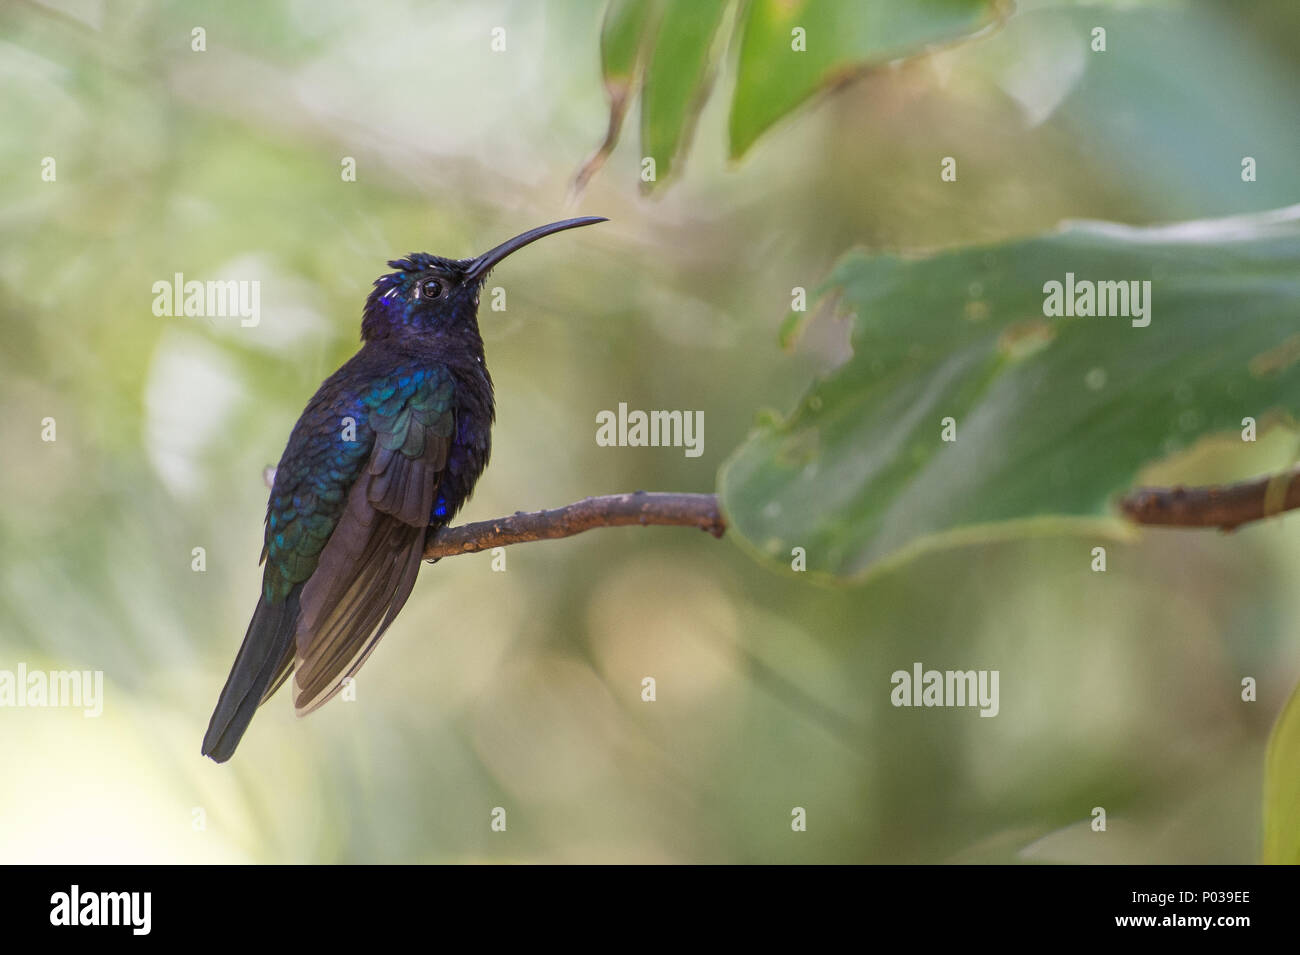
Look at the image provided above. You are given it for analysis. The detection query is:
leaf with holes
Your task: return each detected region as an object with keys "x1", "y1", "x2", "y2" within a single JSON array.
[{"x1": 720, "y1": 206, "x2": 1300, "y2": 578}]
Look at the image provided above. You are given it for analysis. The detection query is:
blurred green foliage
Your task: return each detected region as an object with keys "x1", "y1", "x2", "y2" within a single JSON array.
[
  {"x1": 1, "y1": 0, "x2": 1299, "y2": 863},
  {"x1": 1264, "y1": 682, "x2": 1300, "y2": 863}
]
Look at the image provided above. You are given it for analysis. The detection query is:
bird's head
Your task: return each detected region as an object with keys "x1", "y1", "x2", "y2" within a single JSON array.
[{"x1": 361, "y1": 216, "x2": 606, "y2": 343}]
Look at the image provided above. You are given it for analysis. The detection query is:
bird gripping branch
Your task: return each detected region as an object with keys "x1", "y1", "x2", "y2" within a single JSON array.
[{"x1": 202, "y1": 216, "x2": 607, "y2": 762}]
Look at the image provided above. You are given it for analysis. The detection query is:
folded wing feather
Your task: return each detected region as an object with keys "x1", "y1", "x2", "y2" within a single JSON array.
[{"x1": 291, "y1": 386, "x2": 452, "y2": 715}]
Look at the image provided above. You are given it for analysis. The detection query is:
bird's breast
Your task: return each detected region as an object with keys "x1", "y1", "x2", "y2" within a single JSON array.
[{"x1": 433, "y1": 363, "x2": 494, "y2": 525}]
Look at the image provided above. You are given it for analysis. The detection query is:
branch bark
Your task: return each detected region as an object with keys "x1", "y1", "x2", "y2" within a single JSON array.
[
  {"x1": 423, "y1": 491, "x2": 725, "y2": 559},
  {"x1": 1119, "y1": 467, "x2": 1300, "y2": 532}
]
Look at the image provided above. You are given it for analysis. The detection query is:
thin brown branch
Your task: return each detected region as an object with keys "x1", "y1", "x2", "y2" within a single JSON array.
[
  {"x1": 1119, "y1": 467, "x2": 1300, "y2": 532},
  {"x1": 423, "y1": 492, "x2": 725, "y2": 559}
]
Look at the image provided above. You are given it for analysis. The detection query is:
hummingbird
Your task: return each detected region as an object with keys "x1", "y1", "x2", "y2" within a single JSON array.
[{"x1": 202, "y1": 216, "x2": 607, "y2": 762}]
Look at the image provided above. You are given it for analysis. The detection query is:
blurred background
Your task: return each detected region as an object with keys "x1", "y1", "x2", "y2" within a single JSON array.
[{"x1": 3, "y1": 0, "x2": 1300, "y2": 863}]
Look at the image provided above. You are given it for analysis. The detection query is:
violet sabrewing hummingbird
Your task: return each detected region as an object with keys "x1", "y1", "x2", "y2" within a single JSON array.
[{"x1": 202, "y1": 216, "x2": 607, "y2": 762}]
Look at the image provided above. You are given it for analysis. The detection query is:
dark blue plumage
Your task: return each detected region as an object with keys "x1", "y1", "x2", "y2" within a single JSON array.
[{"x1": 202, "y1": 217, "x2": 606, "y2": 762}]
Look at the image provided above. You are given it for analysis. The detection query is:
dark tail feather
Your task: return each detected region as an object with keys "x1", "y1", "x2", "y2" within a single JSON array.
[{"x1": 201, "y1": 587, "x2": 301, "y2": 763}]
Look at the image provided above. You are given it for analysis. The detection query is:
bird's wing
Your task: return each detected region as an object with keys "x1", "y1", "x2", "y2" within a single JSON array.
[
  {"x1": 249, "y1": 362, "x2": 380, "y2": 711},
  {"x1": 291, "y1": 367, "x2": 456, "y2": 715}
]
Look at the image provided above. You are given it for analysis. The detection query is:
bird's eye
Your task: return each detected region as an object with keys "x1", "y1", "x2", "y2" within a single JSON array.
[{"x1": 418, "y1": 278, "x2": 444, "y2": 300}]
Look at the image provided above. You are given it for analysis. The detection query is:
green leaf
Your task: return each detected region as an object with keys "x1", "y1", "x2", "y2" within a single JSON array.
[
  {"x1": 578, "y1": 0, "x2": 1004, "y2": 192},
  {"x1": 720, "y1": 205, "x2": 1300, "y2": 578},
  {"x1": 639, "y1": 0, "x2": 732, "y2": 190},
  {"x1": 602, "y1": 0, "x2": 655, "y2": 93},
  {"x1": 729, "y1": 0, "x2": 999, "y2": 159},
  {"x1": 1264, "y1": 678, "x2": 1300, "y2": 864},
  {"x1": 572, "y1": 0, "x2": 658, "y2": 193}
]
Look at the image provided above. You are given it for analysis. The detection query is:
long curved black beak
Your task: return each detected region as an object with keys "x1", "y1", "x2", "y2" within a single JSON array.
[{"x1": 464, "y1": 216, "x2": 607, "y2": 282}]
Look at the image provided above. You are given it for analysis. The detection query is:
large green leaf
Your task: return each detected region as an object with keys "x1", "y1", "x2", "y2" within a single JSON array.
[
  {"x1": 640, "y1": 0, "x2": 732, "y2": 188},
  {"x1": 578, "y1": 0, "x2": 1002, "y2": 191},
  {"x1": 720, "y1": 205, "x2": 1300, "y2": 578},
  {"x1": 729, "y1": 0, "x2": 998, "y2": 158},
  {"x1": 602, "y1": 0, "x2": 654, "y2": 92},
  {"x1": 1264, "y1": 678, "x2": 1300, "y2": 864}
]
